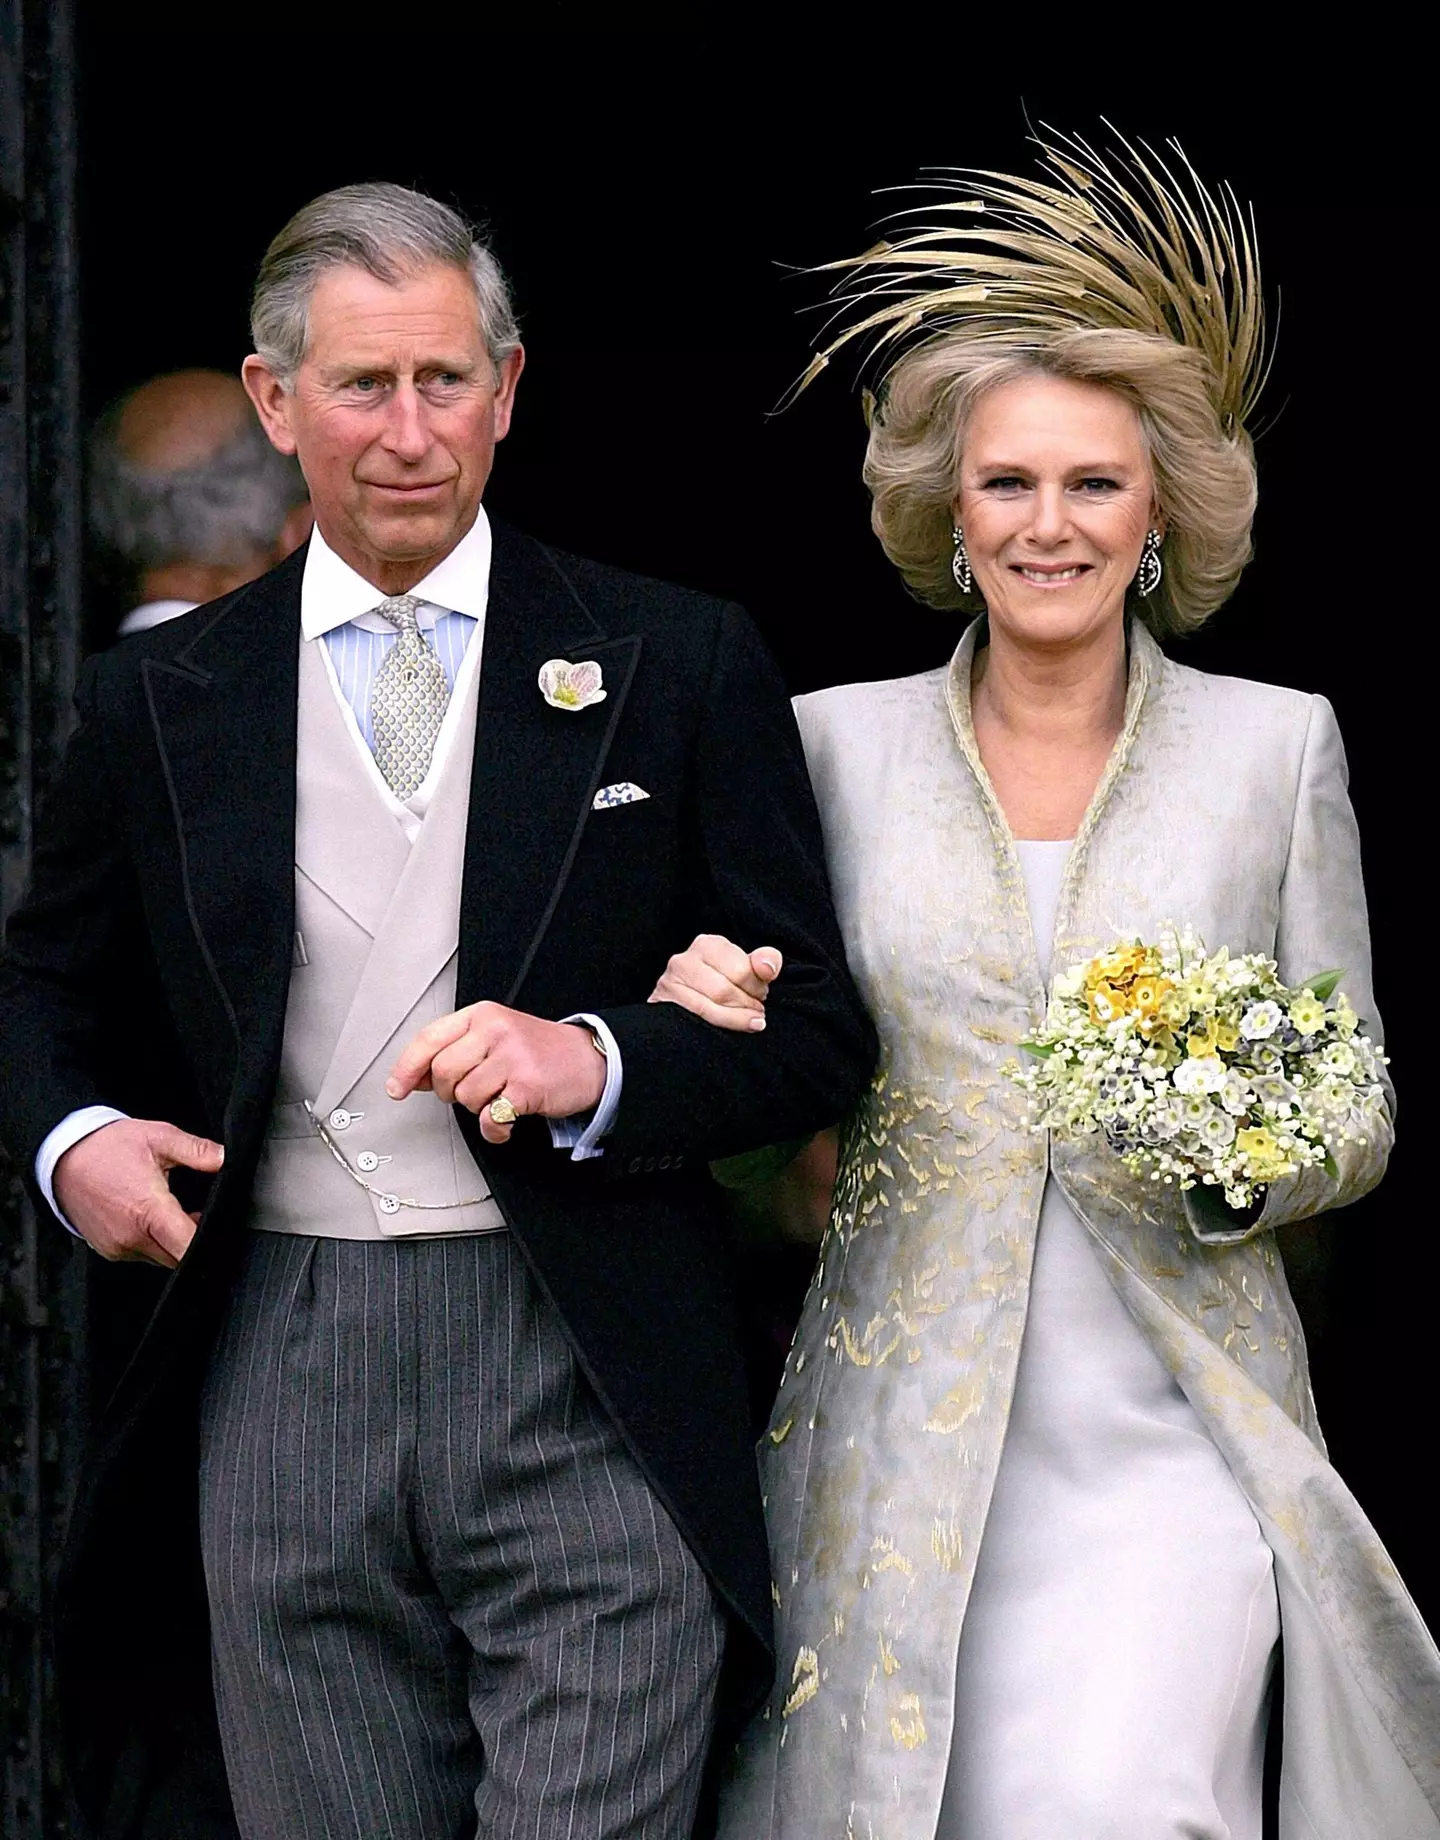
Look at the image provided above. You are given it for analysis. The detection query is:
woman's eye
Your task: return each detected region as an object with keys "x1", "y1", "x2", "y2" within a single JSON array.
[
  {"x1": 981, "y1": 475, "x2": 1027, "y2": 492},
  {"x1": 1076, "y1": 476, "x2": 1121, "y2": 493}
]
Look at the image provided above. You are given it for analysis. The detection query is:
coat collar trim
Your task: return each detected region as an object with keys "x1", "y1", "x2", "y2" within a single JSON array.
[{"x1": 942, "y1": 615, "x2": 1160, "y2": 987}]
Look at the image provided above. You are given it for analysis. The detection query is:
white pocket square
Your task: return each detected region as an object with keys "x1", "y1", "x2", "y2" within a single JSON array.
[{"x1": 592, "y1": 782, "x2": 650, "y2": 810}]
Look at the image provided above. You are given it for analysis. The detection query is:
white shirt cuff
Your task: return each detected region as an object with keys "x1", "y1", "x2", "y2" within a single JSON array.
[
  {"x1": 546, "y1": 1014, "x2": 622, "y2": 1161},
  {"x1": 36, "y1": 1105, "x2": 131, "y2": 1235}
]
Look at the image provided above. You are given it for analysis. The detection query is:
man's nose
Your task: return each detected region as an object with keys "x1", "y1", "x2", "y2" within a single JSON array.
[{"x1": 379, "y1": 382, "x2": 431, "y2": 463}]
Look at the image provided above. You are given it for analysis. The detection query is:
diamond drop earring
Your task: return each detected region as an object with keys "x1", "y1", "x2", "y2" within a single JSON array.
[
  {"x1": 1138, "y1": 528, "x2": 1163, "y2": 597},
  {"x1": 951, "y1": 525, "x2": 973, "y2": 596}
]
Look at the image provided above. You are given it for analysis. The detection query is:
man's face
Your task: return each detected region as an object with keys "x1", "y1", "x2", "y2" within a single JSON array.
[{"x1": 244, "y1": 262, "x2": 522, "y2": 593}]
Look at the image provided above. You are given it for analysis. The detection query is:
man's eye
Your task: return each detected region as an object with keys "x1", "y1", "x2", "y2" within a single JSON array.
[{"x1": 351, "y1": 377, "x2": 381, "y2": 394}]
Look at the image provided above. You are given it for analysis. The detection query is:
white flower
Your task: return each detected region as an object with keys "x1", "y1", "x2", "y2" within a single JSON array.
[
  {"x1": 1319, "y1": 1040, "x2": 1357, "y2": 1077},
  {"x1": 1141, "y1": 1097, "x2": 1184, "y2": 1143},
  {"x1": 538, "y1": 658, "x2": 607, "y2": 711},
  {"x1": 1173, "y1": 1055, "x2": 1226, "y2": 1096},
  {"x1": 1241, "y1": 1000, "x2": 1283, "y2": 1040},
  {"x1": 1218, "y1": 1071, "x2": 1251, "y2": 1116},
  {"x1": 1199, "y1": 1107, "x2": 1237, "y2": 1148},
  {"x1": 1314, "y1": 1076, "x2": 1353, "y2": 1115},
  {"x1": 1251, "y1": 1074, "x2": 1299, "y2": 1114}
]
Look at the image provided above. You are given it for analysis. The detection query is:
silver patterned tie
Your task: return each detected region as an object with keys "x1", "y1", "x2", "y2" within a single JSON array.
[{"x1": 369, "y1": 595, "x2": 451, "y2": 799}]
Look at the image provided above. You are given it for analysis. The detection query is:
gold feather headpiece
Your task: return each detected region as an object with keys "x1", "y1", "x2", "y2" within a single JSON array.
[{"x1": 793, "y1": 124, "x2": 1269, "y2": 435}]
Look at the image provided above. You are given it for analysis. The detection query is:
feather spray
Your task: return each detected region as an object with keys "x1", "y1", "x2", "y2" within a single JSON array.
[{"x1": 792, "y1": 124, "x2": 1269, "y2": 435}]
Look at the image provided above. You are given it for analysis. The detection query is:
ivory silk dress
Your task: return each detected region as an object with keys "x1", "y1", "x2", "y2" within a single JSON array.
[
  {"x1": 939, "y1": 839, "x2": 1279, "y2": 1837},
  {"x1": 717, "y1": 620, "x2": 1440, "y2": 1840}
]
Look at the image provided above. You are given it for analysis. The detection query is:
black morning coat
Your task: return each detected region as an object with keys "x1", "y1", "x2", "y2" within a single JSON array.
[{"x1": 0, "y1": 522, "x2": 878, "y2": 1839}]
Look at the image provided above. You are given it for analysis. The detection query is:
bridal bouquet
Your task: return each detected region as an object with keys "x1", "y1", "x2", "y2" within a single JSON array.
[{"x1": 1008, "y1": 929, "x2": 1388, "y2": 1209}]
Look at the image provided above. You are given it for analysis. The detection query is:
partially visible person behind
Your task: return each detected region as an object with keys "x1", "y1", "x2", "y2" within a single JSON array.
[{"x1": 88, "y1": 367, "x2": 312, "y2": 639}]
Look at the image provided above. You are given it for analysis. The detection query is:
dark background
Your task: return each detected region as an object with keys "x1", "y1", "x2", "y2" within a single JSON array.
[{"x1": 74, "y1": 25, "x2": 1431, "y2": 1620}]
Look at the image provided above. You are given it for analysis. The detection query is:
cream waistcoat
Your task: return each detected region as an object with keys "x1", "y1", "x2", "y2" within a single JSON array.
[{"x1": 250, "y1": 627, "x2": 504, "y2": 1239}]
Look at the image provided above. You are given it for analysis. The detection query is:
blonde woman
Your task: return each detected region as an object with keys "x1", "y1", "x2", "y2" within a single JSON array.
[{"x1": 653, "y1": 139, "x2": 1440, "y2": 1838}]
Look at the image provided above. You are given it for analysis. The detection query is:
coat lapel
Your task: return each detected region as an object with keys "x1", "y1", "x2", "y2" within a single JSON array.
[
  {"x1": 140, "y1": 551, "x2": 302, "y2": 1102},
  {"x1": 457, "y1": 523, "x2": 641, "y2": 1008}
]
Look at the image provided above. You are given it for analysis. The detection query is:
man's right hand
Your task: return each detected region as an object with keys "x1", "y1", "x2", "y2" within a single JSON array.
[{"x1": 54, "y1": 1119, "x2": 225, "y2": 1268}]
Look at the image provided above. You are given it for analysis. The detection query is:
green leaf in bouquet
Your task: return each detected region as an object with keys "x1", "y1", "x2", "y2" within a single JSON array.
[
  {"x1": 1298, "y1": 969, "x2": 1344, "y2": 1002},
  {"x1": 1323, "y1": 1149, "x2": 1340, "y2": 1182},
  {"x1": 1020, "y1": 1040, "x2": 1055, "y2": 1059},
  {"x1": 709, "y1": 1138, "x2": 814, "y2": 1191}
]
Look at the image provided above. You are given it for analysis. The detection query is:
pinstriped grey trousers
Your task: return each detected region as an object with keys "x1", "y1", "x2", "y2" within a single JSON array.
[{"x1": 198, "y1": 1230, "x2": 725, "y2": 1840}]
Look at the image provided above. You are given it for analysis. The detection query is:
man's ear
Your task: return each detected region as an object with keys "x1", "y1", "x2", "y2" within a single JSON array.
[
  {"x1": 242, "y1": 354, "x2": 298, "y2": 456},
  {"x1": 490, "y1": 347, "x2": 525, "y2": 444}
]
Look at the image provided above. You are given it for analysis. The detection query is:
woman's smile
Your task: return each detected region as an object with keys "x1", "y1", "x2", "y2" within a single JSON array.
[{"x1": 1012, "y1": 562, "x2": 1092, "y2": 586}]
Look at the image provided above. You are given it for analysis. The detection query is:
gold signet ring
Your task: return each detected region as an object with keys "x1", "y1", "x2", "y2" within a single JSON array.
[{"x1": 488, "y1": 1095, "x2": 519, "y2": 1127}]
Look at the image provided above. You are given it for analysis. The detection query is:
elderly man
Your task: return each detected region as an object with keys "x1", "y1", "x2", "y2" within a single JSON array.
[
  {"x1": 89, "y1": 368, "x2": 312, "y2": 638},
  {"x1": 0, "y1": 185, "x2": 875, "y2": 1839}
]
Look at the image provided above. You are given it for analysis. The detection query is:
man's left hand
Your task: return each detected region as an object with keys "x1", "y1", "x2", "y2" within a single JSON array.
[{"x1": 386, "y1": 1003, "x2": 606, "y2": 1143}]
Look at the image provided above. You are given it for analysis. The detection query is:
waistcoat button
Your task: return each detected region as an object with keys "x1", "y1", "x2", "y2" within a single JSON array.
[
  {"x1": 329, "y1": 1108, "x2": 352, "y2": 1131},
  {"x1": 356, "y1": 1151, "x2": 381, "y2": 1173},
  {"x1": 377, "y1": 1193, "x2": 401, "y2": 1215}
]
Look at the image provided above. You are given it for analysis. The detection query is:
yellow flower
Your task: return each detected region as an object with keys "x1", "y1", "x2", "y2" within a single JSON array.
[
  {"x1": 1186, "y1": 1011, "x2": 1241, "y2": 1057},
  {"x1": 1236, "y1": 1126, "x2": 1294, "y2": 1182},
  {"x1": 1087, "y1": 981, "x2": 1126, "y2": 1025},
  {"x1": 1131, "y1": 975, "x2": 1173, "y2": 1035},
  {"x1": 1088, "y1": 944, "x2": 1152, "y2": 993},
  {"x1": 1289, "y1": 991, "x2": 1326, "y2": 1034}
]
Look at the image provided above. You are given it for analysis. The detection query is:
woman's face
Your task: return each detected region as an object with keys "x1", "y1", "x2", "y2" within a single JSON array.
[{"x1": 954, "y1": 374, "x2": 1157, "y2": 655}]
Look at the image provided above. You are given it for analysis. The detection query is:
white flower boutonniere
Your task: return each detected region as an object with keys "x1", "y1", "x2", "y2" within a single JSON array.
[{"x1": 538, "y1": 659, "x2": 607, "y2": 711}]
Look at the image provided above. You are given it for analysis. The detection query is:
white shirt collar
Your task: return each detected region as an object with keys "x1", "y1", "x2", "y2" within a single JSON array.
[
  {"x1": 118, "y1": 598, "x2": 198, "y2": 637},
  {"x1": 300, "y1": 504, "x2": 492, "y2": 640}
]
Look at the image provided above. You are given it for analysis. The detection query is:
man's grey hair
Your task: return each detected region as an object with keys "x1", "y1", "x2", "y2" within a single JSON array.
[
  {"x1": 250, "y1": 182, "x2": 521, "y2": 387},
  {"x1": 89, "y1": 410, "x2": 307, "y2": 574}
]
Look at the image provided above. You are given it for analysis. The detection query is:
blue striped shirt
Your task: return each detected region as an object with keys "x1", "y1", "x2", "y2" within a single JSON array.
[{"x1": 323, "y1": 609, "x2": 478, "y2": 752}]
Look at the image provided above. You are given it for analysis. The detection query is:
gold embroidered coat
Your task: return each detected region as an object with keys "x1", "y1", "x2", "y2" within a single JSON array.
[{"x1": 719, "y1": 621, "x2": 1440, "y2": 1839}]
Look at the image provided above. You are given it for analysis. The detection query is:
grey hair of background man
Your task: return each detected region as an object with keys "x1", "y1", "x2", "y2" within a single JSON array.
[
  {"x1": 89, "y1": 410, "x2": 308, "y2": 574},
  {"x1": 250, "y1": 182, "x2": 521, "y2": 389}
]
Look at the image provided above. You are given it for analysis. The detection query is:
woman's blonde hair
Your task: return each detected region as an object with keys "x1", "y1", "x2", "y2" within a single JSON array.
[
  {"x1": 796, "y1": 130, "x2": 1268, "y2": 636},
  {"x1": 865, "y1": 326, "x2": 1256, "y2": 637}
]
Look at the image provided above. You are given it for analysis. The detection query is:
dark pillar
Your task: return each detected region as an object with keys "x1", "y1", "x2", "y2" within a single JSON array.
[{"x1": 1, "y1": 4, "x2": 86, "y2": 1835}]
